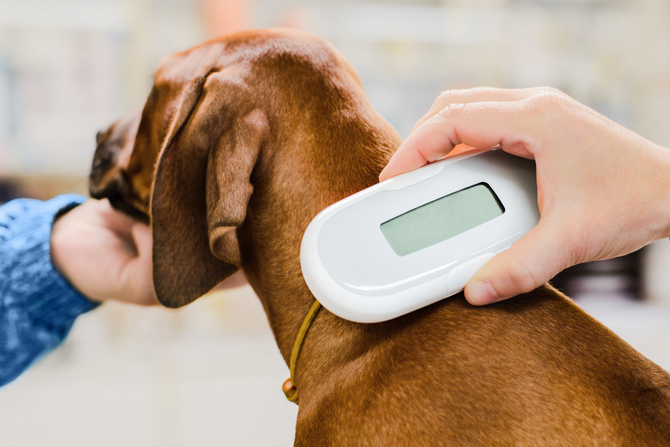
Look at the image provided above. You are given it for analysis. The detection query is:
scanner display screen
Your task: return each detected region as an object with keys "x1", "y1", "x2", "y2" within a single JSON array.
[{"x1": 380, "y1": 183, "x2": 504, "y2": 256}]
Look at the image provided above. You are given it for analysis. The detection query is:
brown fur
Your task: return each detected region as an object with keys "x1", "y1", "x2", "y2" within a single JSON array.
[{"x1": 90, "y1": 28, "x2": 670, "y2": 445}]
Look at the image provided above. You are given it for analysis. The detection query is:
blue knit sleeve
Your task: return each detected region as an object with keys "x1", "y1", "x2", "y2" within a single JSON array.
[{"x1": 0, "y1": 194, "x2": 100, "y2": 387}]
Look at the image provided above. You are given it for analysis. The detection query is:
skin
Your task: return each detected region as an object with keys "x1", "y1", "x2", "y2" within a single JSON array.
[
  {"x1": 51, "y1": 199, "x2": 156, "y2": 305},
  {"x1": 380, "y1": 87, "x2": 670, "y2": 305},
  {"x1": 50, "y1": 198, "x2": 246, "y2": 305}
]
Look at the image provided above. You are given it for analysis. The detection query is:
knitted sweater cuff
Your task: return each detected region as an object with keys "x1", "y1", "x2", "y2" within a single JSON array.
[
  {"x1": 16, "y1": 195, "x2": 100, "y2": 327},
  {"x1": 0, "y1": 194, "x2": 100, "y2": 387}
]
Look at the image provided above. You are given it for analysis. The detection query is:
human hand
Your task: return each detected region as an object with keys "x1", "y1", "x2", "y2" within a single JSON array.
[
  {"x1": 51, "y1": 199, "x2": 157, "y2": 305},
  {"x1": 380, "y1": 87, "x2": 670, "y2": 305},
  {"x1": 215, "y1": 269, "x2": 248, "y2": 290}
]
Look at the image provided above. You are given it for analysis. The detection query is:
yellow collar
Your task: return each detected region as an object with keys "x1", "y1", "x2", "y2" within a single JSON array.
[{"x1": 282, "y1": 300, "x2": 322, "y2": 404}]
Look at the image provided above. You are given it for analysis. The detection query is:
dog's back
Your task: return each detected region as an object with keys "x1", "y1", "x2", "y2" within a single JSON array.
[{"x1": 297, "y1": 286, "x2": 670, "y2": 445}]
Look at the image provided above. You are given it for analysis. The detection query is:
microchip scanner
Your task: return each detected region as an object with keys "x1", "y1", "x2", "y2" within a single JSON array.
[{"x1": 300, "y1": 148, "x2": 540, "y2": 323}]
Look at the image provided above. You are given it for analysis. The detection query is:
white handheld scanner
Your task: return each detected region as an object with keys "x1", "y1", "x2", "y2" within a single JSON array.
[{"x1": 300, "y1": 149, "x2": 539, "y2": 323}]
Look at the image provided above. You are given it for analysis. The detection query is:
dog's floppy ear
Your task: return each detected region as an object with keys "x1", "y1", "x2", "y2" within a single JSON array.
[{"x1": 151, "y1": 70, "x2": 267, "y2": 308}]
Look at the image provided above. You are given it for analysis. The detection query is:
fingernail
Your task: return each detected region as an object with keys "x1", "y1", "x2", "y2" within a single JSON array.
[{"x1": 468, "y1": 281, "x2": 498, "y2": 305}]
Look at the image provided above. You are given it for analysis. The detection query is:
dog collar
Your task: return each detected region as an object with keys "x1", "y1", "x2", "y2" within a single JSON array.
[{"x1": 282, "y1": 299, "x2": 322, "y2": 404}]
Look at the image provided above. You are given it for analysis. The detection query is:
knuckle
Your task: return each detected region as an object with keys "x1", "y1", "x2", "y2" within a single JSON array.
[
  {"x1": 472, "y1": 86, "x2": 503, "y2": 96},
  {"x1": 508, "y1": 270, "x2": 537, "y2": 295},
  {"x1": 434, "y1": 88, "x2": 476, "y2": 106},
  {"x1": 437, "y1": 90, "x2": 453, "y2": 101},
  {"x1": 545, "y1": 86, "x2": 568, "y2": 98},
  {"x1": 434, "y1": 90, "x2": 455, "y2": 108},
  {"x1": 526, "y1": 88, "x2": 568, "y2": 115},
  {"x1": 436, "y1": 105, "x2": 455, "y2": 122},
  {"x1": 436, "y1": 102, "x2": 467, "y2": 122},
  {"x1": 543, "y1": 86, "x2": 569, "y2": 101},
  {"x1": 433, "y1": 107, "x2": 462, "y2": 145},
  {"x1": 402, "y1": 133, "x2": 426, "y2": 160},
  {"x1": 505, "y1": 255, "x2": 540, "y2": 294},
  {"x1": 532, "y1": 86, "x2": 567, "y2": 98}
]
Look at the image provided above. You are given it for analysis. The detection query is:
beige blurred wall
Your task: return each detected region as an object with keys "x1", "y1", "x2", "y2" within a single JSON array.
[{"x1": 1, "y1": 0, "x2": 669, "y2": 176}]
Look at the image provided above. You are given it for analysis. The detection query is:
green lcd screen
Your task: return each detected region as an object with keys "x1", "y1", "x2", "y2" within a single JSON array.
[{"x1": 380, "y1": 183, "x2": 504, "y2": 256}]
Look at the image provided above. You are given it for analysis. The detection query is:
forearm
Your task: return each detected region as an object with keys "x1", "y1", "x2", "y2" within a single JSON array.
[{"x1": 0, "y1": 195, "x2": 99, "y2": 387}]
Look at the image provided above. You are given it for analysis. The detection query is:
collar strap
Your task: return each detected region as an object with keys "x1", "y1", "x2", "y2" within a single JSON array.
[{"x1": 282, "y1": 300, "x2": 322, "y2": 404}]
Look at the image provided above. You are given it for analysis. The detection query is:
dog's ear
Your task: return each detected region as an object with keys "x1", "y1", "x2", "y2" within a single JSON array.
[{"x1": 151, "y1": 70, "x2": 267, "y2": 308}]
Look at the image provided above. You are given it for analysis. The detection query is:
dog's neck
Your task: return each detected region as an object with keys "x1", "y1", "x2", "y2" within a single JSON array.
[{"x1": 239, "y1": 118, "x2": 401, "y2": 362}]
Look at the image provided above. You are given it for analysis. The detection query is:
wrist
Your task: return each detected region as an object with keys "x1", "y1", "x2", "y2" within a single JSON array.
[
  {"x1": 50, "y1": 217, "x2": 69, "y2": 288},
  {"x1": 50, "y1": 204, "x2": 102, "y2": 303},
  {"x1": 644, "y1": 143, "x2": 670, "y2": 241}
]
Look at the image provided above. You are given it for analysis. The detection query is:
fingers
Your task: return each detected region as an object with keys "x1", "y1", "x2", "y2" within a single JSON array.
[
  {"x1": 380, "y1": 104, "x2": 463, "y2": 181},
  {"x1": 381, "y1": 87, "x2": 564, "y2": 182},
  {"x1": 215, "y1": 269, "x2": 248, "y2": 290},
  {"x1": 96, "y1": 198, "x2": 136, "y2": 233},
  {"x1": 380, "y1": 99, "x2": 535, "y2": 181},
  {"x1": 127, "y1": 222, "x2": 157, "y2": 305},
  {"x1": 410, "y1": 87, "x2": 544, "y2": 134},
  {"x1": 132, "y1": 222, "x2": 153, "y2": 259},
  {"x1": 115, "y1": 222, "x2": 156, "y2": 306},
  {"x1": 464, "y1": 221, "x2": 570, "y2": 305}
]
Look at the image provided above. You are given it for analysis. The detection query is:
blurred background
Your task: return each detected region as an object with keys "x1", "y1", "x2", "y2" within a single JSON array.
[{"x1": 1, "y1": 0, "x2": 670, "y2": 445}]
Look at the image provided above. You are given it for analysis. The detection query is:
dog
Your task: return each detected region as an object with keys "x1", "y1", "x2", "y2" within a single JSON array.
[{"x1": 90, "y1": 28, "x2": 670, "y2": 445}]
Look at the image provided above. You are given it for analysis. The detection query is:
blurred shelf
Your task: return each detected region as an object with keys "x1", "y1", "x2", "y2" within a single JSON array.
[
  {"x1": 0, "y1": 174, "x2": 88, "y2": 201},
  {"x1": 0, "y1": 0, "x2": 129, "y2": 32}
]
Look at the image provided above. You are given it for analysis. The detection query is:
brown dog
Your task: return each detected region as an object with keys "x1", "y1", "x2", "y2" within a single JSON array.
[{"x1": 90, "y1": 28, "x2": 670, "y2": 445}]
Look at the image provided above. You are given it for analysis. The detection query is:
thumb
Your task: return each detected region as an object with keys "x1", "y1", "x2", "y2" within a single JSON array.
[{"x1": 464, "y1": 221, "x2": 570, "y2": 305}]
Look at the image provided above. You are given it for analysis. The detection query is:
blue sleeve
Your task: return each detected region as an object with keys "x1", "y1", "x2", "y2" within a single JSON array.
[{"x1": 0, "y1": 194, "x2": 100, "y2": 387}]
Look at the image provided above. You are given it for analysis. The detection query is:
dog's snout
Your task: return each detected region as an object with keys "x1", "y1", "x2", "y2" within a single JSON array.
[
  {"x1": 89, "y1": 110, "x2": 146, "y2": 221},
  {"x1": 91, "y1": 175, "x2": 149, "y2": 223},
  {"x1": 90, "y1": 116, "x2": 137, "y2": 195},
  {"x1": 89, "y1": 140, "x2": 118, "y2": 192}
]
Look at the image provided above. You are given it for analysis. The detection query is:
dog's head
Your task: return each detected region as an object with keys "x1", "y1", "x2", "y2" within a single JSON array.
[{"x1": 90, "y1": 29, "x2": 400, "y2": 310}]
